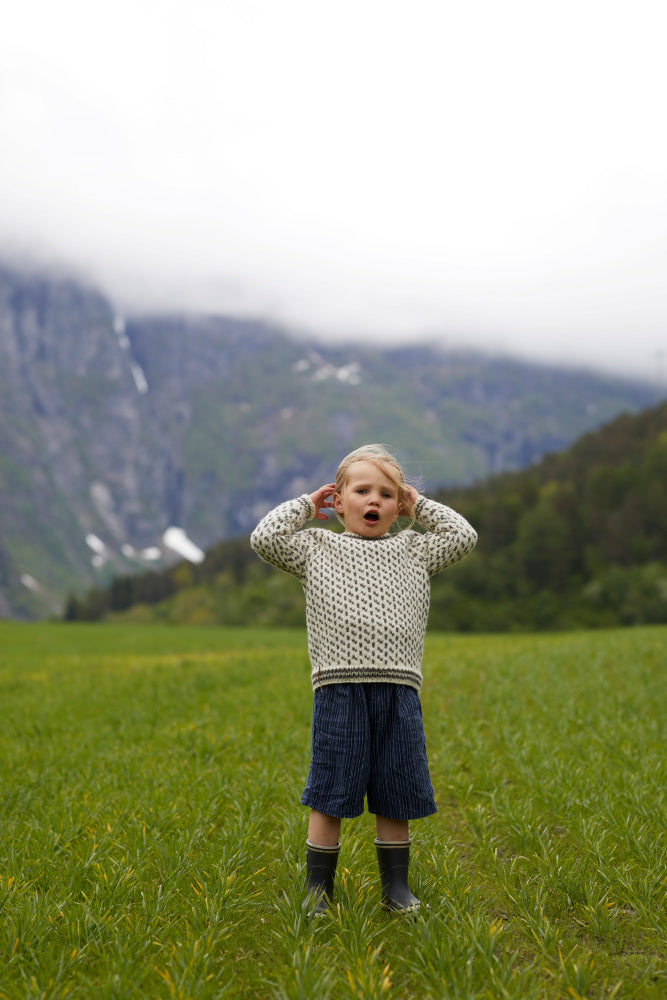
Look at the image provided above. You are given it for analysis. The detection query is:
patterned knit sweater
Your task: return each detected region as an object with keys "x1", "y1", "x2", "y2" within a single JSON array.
[{"x1": 250, "y1": 495, "x2": 477, "y2": 691}]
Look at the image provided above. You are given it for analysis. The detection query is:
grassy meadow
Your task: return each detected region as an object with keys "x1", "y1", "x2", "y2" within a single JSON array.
[{"x1": 0, "y1": 622, "x2": 665, "y2": 999}]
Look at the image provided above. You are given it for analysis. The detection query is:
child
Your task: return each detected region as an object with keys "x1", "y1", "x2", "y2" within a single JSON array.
[{"x1": 250, "y1": 444, "x2": 477, "y2": 914}]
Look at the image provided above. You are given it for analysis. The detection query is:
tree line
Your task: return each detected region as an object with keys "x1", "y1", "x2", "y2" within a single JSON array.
[{"x1": 65, "y1": 402, "x2": 667, "y2": 631}]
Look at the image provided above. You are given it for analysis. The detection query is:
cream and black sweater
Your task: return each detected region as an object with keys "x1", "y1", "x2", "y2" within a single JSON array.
[{"x1": 250, "y1": 495, "x2": 477, "y2": 691}]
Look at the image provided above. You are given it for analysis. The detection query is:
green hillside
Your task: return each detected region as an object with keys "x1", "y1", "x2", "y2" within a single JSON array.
[
  {"x1": 1, "y1": 262, "x2": 657, "y2": 619},
  {"x1": 64, "y1": 402, "x2": 667, "y2": 631}
]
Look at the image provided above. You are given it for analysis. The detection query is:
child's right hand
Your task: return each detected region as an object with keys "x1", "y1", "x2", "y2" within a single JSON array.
[{"x1": 309, "y1": 483, "x2": 336, "y2": 520}]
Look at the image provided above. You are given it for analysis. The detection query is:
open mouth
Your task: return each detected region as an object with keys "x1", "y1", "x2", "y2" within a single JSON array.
[{"x1": 364, "y1": 511, "x2": 380, "y2": 523}]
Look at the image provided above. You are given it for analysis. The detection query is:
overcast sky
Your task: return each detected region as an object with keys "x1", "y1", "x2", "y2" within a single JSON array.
[{"x1": 2, "y1": 0, "x2": 666, "y2": 383}]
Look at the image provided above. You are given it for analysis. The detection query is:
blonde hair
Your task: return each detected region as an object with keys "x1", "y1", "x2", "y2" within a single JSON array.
[{"x1": 334, "y1": 444, "x2": 416, "y2": 526}]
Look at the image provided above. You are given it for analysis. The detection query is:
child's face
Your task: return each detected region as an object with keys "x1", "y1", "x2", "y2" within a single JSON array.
[{"x1": 333, "y1": 459, "x2": 401, "y2": 537}]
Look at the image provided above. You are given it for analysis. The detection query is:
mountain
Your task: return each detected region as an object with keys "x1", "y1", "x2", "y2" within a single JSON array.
[
  {"x1": 66, "y1": 401, "x2": 667, "y2": 631},
  {"x1": 0, "y1": 260, "x2": 657, "y2": 619}
]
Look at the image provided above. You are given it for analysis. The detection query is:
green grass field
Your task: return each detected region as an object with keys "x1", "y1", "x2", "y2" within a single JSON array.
[{"x1": 1, "y1": 622, "x2": 665, "y2": 999}]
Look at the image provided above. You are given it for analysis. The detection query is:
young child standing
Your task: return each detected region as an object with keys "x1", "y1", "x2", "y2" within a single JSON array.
[{"x1": 250, "y1": 444, "x2": 477, "y2": 914}]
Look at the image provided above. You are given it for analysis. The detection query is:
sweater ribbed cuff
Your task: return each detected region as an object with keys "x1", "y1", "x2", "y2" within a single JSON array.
[
  {"x1": 301, "y1": 494, "x2": 317, "y2": 520},
  {"x1": 414, "y1": 495, "x2": 427, "y2": 519}
]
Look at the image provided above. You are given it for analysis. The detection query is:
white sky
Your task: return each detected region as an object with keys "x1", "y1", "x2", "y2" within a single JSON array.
[{"x1": 1, "y1": 0, "x2": 666, "y2": 382}]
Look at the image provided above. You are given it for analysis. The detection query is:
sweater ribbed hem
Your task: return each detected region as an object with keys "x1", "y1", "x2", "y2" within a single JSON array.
[{"x1": 311, "y1": 666, "x2": 422, "y2": 692}]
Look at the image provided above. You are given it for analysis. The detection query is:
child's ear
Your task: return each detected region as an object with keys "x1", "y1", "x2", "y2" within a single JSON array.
[{"x1": 333, "y1": 491, "x2": 344, "y2": 514}]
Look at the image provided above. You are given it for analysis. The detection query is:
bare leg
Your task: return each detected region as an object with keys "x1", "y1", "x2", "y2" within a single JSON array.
[
  {"x1": 308, "y1": 810, "x2": 342, "y2": 847},
  {"x1": 375, "y1": 815, "x2": 409, "y2": 842}
]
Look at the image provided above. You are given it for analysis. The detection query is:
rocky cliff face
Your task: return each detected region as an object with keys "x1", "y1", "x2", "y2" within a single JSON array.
[{"x1": 0, "y1": 262, "x2": 656, "y2": 618}]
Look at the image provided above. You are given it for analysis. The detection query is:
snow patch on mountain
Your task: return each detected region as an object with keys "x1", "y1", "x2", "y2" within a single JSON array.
[
  {"x1": 293, "y1": 355, "x2": 361, "y2": 385},
  {"x1": 114, "y1": 315, "x2": 149, "y2": 394},
  {"x1": 85, "y1": 533, "x2": 106, "y2": 555},
  {"x1": 140, "y1": 547, "x2": 162, "y2": 562},
  {"x1": 163, "y1": 527, "x2": 205, "y2": 563}
]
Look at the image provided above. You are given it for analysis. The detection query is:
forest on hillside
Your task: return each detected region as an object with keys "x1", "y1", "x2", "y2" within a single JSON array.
[{"x1": 64, "y1": 402, "x2": 667, "y2": 631}]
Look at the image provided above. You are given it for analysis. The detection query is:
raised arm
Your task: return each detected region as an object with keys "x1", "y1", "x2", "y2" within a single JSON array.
[
  {"x1": 249, "y1": 495, "x2": 314, "y2": 576},
  {"x1": 410, "y1": 494, "x2": 478, "y2": 576},
  {"x1": 249, "y1": 484, "x2": 335, "y2": 577}
]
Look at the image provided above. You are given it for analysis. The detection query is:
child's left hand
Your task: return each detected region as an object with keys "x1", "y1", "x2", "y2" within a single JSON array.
[{"x1": 401, "y1": 483, "x2": 420, "y2": 512}]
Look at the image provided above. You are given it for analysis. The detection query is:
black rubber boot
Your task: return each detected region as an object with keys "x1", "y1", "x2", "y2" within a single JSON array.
[
  {"x1": 375, "y1": 839, "x2": 420, "y2": 913},
  {"x1": 305, "y1": 840, "x2": 340, "y2": 915}
]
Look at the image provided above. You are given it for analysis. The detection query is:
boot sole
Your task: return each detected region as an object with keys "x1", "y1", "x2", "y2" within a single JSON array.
[{"x1": 381, "y1": 900, "x2": 421, "y2": 914}]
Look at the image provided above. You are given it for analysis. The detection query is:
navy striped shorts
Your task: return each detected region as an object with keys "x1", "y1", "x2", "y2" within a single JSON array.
[{"x1": 300, "y1": 683, "x2": 437, "y2": 821}]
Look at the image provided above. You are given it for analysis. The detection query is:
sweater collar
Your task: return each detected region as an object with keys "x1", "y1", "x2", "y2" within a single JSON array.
[{"x1": 342, "y1": 530, "x2": 391, "y2": 540}]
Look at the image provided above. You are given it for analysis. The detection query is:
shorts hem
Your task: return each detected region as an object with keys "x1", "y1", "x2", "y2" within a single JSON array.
[
  {"x1": 300, "y1": 794, "x2": 438, "y2": 823},
  {"x1": 367, "y1": 804, "x2": 438, "y2": 822},
  {"x1": 300, "y1": 792, "x2": 364, "y2": 819}
]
